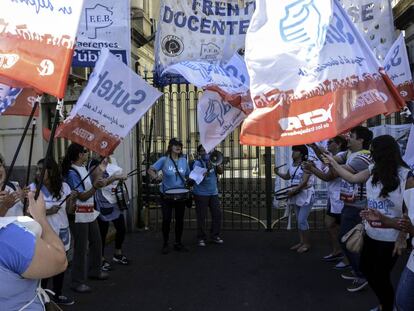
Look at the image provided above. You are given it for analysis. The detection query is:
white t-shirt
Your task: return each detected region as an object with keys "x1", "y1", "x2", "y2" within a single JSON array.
[
  {"x1": 404, "y1": 188, "x2": 414, "y2": 272},
  {"x1": 71, "y1": 164, "x2": 99, "y2": 223},
  {"x1": 4, "y1": 182, "x2": 24, "y2": 217},
  {"x1": 101, "y1": 163, "x2": 122, "y2": 204},
  {"x1": 288, "y1": 164, "x2": 315, "y2": 207},
  {"x1": 323, "y1": 165, "x2": 343, "y2": 214},
  {"x1": 32, "y1": 182, "x2": 72, "y2": 251},
  {"x1": 365, "y1": 165, "x2": 410, "y2": 242}
]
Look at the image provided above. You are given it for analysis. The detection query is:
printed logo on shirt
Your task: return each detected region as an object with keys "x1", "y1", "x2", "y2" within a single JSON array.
[
  {"x1": 367, "y1": 198, "x2": 395, "y2": 215},
  {"x1": 167, "y1": 165, "x2": 185, "y2": 174},
  {"x1": 340, "y1": 179, "x2": 356, "y2": 203}
]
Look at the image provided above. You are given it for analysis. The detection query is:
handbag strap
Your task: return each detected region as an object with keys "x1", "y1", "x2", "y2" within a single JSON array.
[
  {"x1": 290, "y1": 163, "x2": 301, "y2": 184},
  {"x1": 170, "y1": 155, "x2": 187, "y2": 185}
]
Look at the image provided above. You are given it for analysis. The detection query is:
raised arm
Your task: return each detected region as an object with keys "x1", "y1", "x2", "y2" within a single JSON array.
[
  {"x1": 274, "y1": 166, "x2": 291, "y2": 180},
  {"x1": 325, "y1": 154, "x2": 370, "y2": 184},
  {"x1": 22, "y1": 192, "x2": 67, "y2": 279},
  {"x1": 302, "y1": 161, "x2": 337, "y2": 181}
]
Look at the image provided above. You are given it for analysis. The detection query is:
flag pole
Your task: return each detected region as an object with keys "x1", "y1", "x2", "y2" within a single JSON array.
[
  {"x1": 22, "y1": 118, "x2": 37, "y2": 214},
  {"x1": 25, "y1": 118, "x2": 37, "y2": 187},
  {"x1": 35, "y1": 99, "x2": 63, "y2": 199},
  {"x1": 145, "y1": 117, "x2": 154, "y2": 198},
  {"x1": 1, "y1": 96, "x2": 41, "y2": 191},
  {"x1": 57, "y1": 157, "x2": 105, "y2": 207}
]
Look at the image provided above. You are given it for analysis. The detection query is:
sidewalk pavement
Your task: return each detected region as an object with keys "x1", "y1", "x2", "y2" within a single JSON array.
[{"x1": 61, "y1": 230, "x2": 408, "y2": 311}]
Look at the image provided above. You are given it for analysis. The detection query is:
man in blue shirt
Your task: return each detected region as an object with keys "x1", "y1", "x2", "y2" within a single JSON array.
[{"x1": 193, "y1": 145, "x2": 224, "y2": 247}]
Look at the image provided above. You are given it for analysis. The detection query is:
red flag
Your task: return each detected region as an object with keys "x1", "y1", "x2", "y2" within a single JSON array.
[{"x1": 0, "y1": 2, "x2": 84, "y2": 98}]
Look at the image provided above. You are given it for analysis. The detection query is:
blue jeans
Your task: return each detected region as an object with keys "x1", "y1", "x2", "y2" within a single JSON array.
[
  {"x1": 295, "y1": 198, "x2": 313, "y2": 231},
  {"x1": 395, "y1": 266, "x2": 414, "y2": 311}
]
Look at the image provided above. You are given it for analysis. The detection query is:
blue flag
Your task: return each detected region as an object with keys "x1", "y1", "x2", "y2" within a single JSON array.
[{"x1": 0, "y1": 84, "x2": 23, "y2": 115}]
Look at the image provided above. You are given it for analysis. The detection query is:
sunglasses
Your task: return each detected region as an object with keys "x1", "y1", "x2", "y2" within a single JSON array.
[{"x1": 81, "y1": 149, "x2": 88, "y2": 153}]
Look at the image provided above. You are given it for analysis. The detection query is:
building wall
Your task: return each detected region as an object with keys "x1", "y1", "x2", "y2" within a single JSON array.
[{"x1": 0, "y1": 2, "x2": 159, "y2": 229}]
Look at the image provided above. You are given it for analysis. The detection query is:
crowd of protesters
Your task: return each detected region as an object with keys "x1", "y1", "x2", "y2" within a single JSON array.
[
  {"x1": 0, "y1": 145, "x2": 130, "y2": 309},
  {"x1": 274, "y1": 126, "x2": 414, "y2": 311},
  {"x1": 1, "y1": 126, "x2": 414, "y2": 310}
]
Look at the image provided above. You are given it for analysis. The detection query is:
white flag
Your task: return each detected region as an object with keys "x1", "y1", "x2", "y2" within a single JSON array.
[
  {"x1": 56, "y1": 49, "x2": 162, "y2": 156},
  {"x1": 403, "y1": 125, "x2": 414, "y2": 170},
  {"x1": 241, "y1": 0, "x2": 404, "y2": 147},
  {"x1": 198, "y1": 91, "x2": 246, "y2": 153},
  {"x1": 339, "y1": 0, "x2": 395, "y2": 60},
  {"x1": 384, "y1": 33, "x2": 414, "y2": 101}
]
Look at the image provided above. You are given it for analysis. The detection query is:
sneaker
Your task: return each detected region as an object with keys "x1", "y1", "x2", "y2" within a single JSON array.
[
  {"x1": 211, "y1": 237, "x2": 224, "y2": 244},
  {"x1": 198, "y1": 240, "x2": 206, "y2": 247},
  {"x1": 101, "y1": 260, "x2": 112, "y2": 272},
  {"x1": 52, "y1": 295, "x2": 75, "y2": 306},
  {"x1": 322, "y1": 253, "x2": 344, "y2": 262},
  {"x1": 174, "y1": 243, "x2": 189, "y2": 252},
  {"x1": 369, "y1": 306, "x2": 381, "y2": 311},
  {"x1": 341, "y1": 271, "x2": 358, "y2": 280},
  {"x1": 347, "y1": 279, "x2": 368, "y2": 292},
  {"x1": 334, "y1": 260, "x2": 351, "y2": 270},
  {"x1": 113, "y1": 254, "x2": 129, "y2": 265}
]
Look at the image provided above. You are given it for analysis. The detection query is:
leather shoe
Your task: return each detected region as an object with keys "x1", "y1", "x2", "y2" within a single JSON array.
[
  {"x1": 89, "y1": 271, "x2": 109, "y2": 280},
  {"x1": 71, "y1": 283, "x2": 91, "y2": 293}
]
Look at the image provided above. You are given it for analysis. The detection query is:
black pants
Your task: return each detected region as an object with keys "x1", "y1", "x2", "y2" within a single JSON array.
[
  {"x1": 194, "y1": 195, "x2": 222, "y2": 240},
  {"x1": 42, "y1": 272, "x2": 65, "y2": 296},
  {"x1": 360, "y1": 235, "x2": 399, "y2": 311},
  {"x1": 98, "y1": 215, "x2": 126, "y2": 256},
  {"x1": 70, "y1": 220, "x2": 102, "y2": 285},
  {"x1": 161, "y1": 199, "x2": 186, "y2": 245}
]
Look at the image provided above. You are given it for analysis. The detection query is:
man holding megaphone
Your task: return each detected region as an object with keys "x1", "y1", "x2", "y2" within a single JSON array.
[{"x1": 193, "y1": 145, "x2": 224, "y2": 247}]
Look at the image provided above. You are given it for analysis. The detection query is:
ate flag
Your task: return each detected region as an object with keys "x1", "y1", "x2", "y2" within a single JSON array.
[
  {"x1": 0, "y1": 1, "x2": 84, "y2": 98},
  {"x1": 383, "y1": 33, "x2": 414, "y2": 101},
  {"x1": 198, "y1": 90, "x2": 246, "y2": 153},
  {"x1": 56, "y1": 49, "x2": 162, "y2": 156},
  {"x1": 240, "y1": 0, "x2": 404, "y2": 146},
  {"x1": 163, "y1": 52, "x2": 252, "y2": 114}
]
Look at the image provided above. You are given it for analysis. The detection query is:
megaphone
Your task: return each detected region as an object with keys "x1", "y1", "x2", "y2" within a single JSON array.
[{"x1": 209, "y1": 150, "x2": 223, "y2": 166}]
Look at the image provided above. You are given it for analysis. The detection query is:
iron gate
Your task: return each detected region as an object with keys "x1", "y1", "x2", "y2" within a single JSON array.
[{"x1": 135, "y1": 72, "x2": 327, "y2": 231}]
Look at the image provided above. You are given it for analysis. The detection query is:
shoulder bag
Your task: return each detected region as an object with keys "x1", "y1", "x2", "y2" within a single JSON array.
[{"x1": 341, "y1": 222, "x2": 365, "y2": 254}]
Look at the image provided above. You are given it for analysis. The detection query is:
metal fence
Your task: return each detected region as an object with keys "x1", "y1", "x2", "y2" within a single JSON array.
[
  {"x1": 136, "y1": 72, "x2": 330, "y2": 231},
  {"x1": 44, "y1": 72, "x2": 406, "y2": 232}
]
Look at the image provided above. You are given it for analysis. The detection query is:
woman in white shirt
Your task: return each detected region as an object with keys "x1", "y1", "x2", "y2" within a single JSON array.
[
  {"x1": 275, "y1": 145, "x2": 315, "y2": 253},
  {"x1": 62, "y1": 143, "x2": 106, "y2": 293},
  {"x1": 32, "y1": 158, "x2": 77, "y2": 306},
  {"x1": 326, "y1": 135, "x2": 414, "y2": 311},
  {"x1": 0, "y1": 153, "x2": 25, "y2": 216}
]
